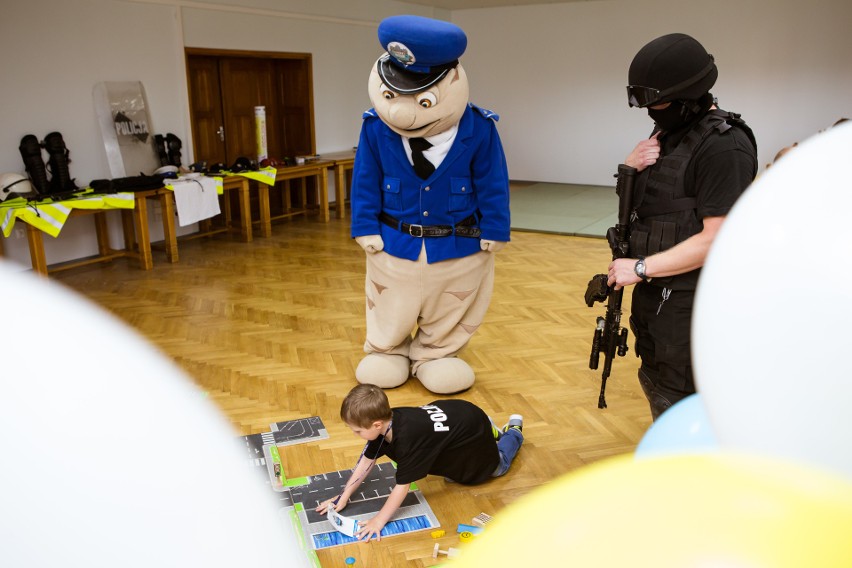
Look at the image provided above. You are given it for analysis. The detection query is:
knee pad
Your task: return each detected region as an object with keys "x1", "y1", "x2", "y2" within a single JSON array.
[{"x1": 638, "y1": 368, "x2": 674, "y2": 421}]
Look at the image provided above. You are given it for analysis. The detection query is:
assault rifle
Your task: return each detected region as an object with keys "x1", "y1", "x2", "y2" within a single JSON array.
[{"x1": 585, "y1": 164, "x2": 637, "y2": 409}]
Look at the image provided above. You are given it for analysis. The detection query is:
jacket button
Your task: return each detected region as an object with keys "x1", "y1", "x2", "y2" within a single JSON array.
[
  {"x1": 424, "y1": 211, "x2": 429, "y2": 217},
  {"x1": 424, "y1": 186, "x2": 430, "y2": 191},
  {"x1": 461, "y1": 186, "x2": 466, "y2": 192}
]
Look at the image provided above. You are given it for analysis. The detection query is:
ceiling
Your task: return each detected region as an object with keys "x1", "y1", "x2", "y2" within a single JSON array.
[{"x1": 404, "y1": 0, "x2": 598, "y2": 10}]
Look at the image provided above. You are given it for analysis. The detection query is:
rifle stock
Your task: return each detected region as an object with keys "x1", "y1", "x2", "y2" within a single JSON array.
[{"x1": 586, "y1": 164, "x2": 637, "y2": 408}]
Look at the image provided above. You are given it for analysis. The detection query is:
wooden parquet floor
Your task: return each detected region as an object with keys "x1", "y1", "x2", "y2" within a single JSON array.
[{"x1": 52, "y1": 211, "x2": 650, "y2": 567}]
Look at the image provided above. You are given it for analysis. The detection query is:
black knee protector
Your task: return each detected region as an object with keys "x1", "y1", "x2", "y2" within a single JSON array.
[
  {"x1": 638, "y1": 368, "x2": 674, "y2": 421},
  {"x1": 18, "y1": 134, "x2": 49, "y2": 194},
  {"x1": 154, "y1": 134, "x2": 170, "y2": 167},
  {"x1": 166, "y1": 133, "x2": 182, "y2": 167},
  {"x1": 43, "y1": 131, "x2": 77, "y2": 194}
]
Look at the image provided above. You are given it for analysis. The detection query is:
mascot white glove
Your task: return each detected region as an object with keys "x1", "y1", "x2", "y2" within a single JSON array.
[
  {"x1": 480, "y1": 239, "x2": 506, "y2": 253},
  {"x1": 356, "y1": 235, "x2": 385, "y2": 254}
]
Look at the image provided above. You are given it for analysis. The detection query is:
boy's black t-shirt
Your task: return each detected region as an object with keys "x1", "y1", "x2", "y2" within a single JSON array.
[{"x1": 364, "y1": 399, "x2": 499, "y2": 485}]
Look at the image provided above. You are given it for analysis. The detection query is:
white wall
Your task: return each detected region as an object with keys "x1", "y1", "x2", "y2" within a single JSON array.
[
  {"x1": 454, "y1": 0, "x2": 852, "y2": 185},
  {"x1": 2, "y1": 0, "x2": 850, "y2": 267},
  {"x1": 0, "y1": 0, "x2": 447, "y2": 267}
]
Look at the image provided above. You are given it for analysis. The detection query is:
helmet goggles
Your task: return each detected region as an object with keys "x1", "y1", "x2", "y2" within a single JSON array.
[
  {"x1": 626, "y1": 85, "x2": 665, "y2": 108},
  {"x1": 626, "y1": 55, "x2": 715, "y2": 108}
]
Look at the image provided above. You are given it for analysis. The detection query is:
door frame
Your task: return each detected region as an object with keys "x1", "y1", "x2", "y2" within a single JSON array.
[{"x1": 184, "y1": 47, "x2": 316, "y2": 164}]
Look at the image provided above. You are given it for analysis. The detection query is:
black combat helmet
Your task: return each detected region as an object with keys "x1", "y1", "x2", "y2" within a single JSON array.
[{"x1": 626, "y1": 33, "x2": 717, "y2": 108}]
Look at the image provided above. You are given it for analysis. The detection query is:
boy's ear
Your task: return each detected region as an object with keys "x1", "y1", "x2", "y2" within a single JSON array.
[{"x1": 372, "y1": 420, "x2": 384, "y2": 431}]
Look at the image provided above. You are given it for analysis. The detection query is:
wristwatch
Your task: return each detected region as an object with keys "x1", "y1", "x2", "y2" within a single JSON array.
[{"x1": 634, "y1": 257, "x2": 652, "y2": 282}]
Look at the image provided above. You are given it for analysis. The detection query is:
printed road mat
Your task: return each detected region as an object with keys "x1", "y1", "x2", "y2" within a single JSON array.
[{"x1": 238, "y1": 417, "x2": 439, "y2": 553}]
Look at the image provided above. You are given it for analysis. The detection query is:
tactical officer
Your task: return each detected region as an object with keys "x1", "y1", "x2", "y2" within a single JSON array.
[{"x1": 607, "y1": 33, "x2": 757, "y2": 420}]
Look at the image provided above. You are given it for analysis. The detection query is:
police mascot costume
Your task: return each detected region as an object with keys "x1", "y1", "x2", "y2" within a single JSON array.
[{"x1": 351, "y1": 15, "x2": 511, "y2": 394}]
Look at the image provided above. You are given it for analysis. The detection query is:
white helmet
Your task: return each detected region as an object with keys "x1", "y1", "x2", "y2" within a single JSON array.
[{"x1": 0, "y1": 173, "x2": 33, "y2": 201}]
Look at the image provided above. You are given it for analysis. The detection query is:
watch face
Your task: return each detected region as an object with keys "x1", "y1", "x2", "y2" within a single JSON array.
[{"x1": 635, "y1": 260, "x2": 646, "y2": 277}]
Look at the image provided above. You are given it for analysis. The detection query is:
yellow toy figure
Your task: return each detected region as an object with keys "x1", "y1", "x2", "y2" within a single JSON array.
[{"x1": 351, "y1": 15, "x2": 511, "y2": 394}]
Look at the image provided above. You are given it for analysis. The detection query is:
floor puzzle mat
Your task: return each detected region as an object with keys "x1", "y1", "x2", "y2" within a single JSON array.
[
  {"x1": 239, "y1": 416, "x2": 329, "y2": 487},
  {"x1": 236, "y1": 417, "x2": 440, "y2": 553},
  {"x1": 284, "y1": 462, "x2": 440, "y2": 550}
]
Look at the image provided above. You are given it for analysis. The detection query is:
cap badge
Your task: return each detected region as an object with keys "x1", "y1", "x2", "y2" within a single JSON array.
[{"x1": 387, "y1": 42, "x2": 415, "y2": 66}]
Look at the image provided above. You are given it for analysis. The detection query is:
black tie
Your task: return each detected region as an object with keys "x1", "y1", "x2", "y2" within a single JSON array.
[{"x1": 409, "y1": 137, "x2": 435, "y2": 180}]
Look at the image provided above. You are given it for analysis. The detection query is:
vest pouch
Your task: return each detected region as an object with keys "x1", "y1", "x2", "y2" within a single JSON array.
[
  {"x1": 646, "y1": 220, "x2": 678, "y2": 256},
  {"x1": 629, "y1": 229, "x2": 649, "y2": 258}
]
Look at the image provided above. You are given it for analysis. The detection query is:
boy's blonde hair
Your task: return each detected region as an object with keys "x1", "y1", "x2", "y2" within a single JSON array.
[{"x1": 340, "y1": 384, "x2": 392, "y2": 428}]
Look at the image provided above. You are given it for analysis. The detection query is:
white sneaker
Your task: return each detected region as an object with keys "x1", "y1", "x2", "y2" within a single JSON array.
[{"x1": 502, "y1": 414, "x2": 523, "y2": 433}]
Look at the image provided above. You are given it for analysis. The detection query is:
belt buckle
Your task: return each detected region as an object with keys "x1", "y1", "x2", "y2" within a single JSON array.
[{"x1": 408, "y1": 224, "x2": 424, "y2": 237}]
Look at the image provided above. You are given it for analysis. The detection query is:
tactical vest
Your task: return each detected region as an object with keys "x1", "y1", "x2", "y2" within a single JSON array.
[{"x1": 629, "y1": 109, "x2": 755, "y2": 290}]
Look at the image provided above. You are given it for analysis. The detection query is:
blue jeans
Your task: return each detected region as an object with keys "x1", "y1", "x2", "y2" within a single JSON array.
[{"x1": 492, "y1": 428, "x2": 524, "y2": 477}]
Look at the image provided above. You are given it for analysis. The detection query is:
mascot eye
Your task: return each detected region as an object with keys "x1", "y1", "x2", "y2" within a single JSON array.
[
  {"x1": 380, "y1": 83, "x2": 397, "y2": 100},
  {"x1": 417, "y1": 93, "x2": 437, "y2": 108}
]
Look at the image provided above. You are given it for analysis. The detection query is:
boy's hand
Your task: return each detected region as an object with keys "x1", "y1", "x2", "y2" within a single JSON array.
[
  {"x1": 356, "y1": 516, "x2": 386, "y2": 542},
  {"x1": 316, "y1": 495, "x2": 347, "y2": 515}
]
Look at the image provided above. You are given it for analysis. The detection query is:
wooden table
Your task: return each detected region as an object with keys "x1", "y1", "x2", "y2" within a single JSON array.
[
  {"x1": 192, "y1": 175, "x2": 253, "y2": 242},
  {"x1": 254, "y1": 160, "x2": 332, "y2": 237},
  {"x1": 123, "y1": 188, "x2": 179, "y2": 265},
  {"x1": 11, "y1": 188, "x2": 175, "y2": 276},
  {"x1": 320, "y1": 150, "x2": 356, "y2": 219},
  {"x1": 2, "y1": 175, "x2": 258, "y2": 276}
]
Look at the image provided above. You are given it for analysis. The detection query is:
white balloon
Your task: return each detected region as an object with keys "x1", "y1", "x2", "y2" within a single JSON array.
[
  {"x1": 694, "y1": 122, "x2": 852, "y2": 479},
  {"x1": 0, "y1": 263, "x2": 313, "y2": 568}
]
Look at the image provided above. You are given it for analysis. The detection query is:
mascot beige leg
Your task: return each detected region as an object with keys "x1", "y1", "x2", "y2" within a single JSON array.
[
  {"x1": 411, "y1": 251, "x2": 494, "y2": 394},
  {"x1": 358, "y1": 251, "x2": 418, "y2": 387}
]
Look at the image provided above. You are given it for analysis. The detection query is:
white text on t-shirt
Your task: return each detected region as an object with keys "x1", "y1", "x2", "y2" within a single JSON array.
[{"x1": 421, "y1": 404, "x2": 449, "y2": 432}]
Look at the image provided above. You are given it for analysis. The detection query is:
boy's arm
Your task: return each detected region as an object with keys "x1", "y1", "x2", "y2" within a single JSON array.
[
  {"x1": 315, "y1": 456, "x2": 377, "y2": 514},
  {"x1": 356, "y1": 483, "x2": 410, "y2": 542}
]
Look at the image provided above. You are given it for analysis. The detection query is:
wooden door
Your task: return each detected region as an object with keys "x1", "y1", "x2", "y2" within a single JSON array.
[
  {"x1": 219, "y1": 57, "x2": 279, "y2": 163},
  {"x1": 186, "y1": 55, "x2": 227, "y2": 166},
  {"x1": 276, "y1": 58, "x2": 314, "y2": 158},
  {"x1": 185, "y1": 50, "x2": 315, "y2": 168}
]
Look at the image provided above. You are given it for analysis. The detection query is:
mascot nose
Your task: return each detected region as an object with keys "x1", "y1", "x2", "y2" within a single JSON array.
[{"x1": 388, "y1": 103, "x2": 417, "y2": 129}]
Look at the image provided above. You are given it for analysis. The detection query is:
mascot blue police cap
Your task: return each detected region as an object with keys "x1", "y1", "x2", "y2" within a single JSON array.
[{"x1": 377, "y1": 15, "x2": 467, "y2": 94}]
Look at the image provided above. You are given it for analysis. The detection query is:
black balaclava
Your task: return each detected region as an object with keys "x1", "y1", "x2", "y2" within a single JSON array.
[
  {"x1": 647, "y1": 101, "x2": 688, "y2": 132},
  {"x1": 649, "y1": 92, "x2": 714, "y2": 135}
]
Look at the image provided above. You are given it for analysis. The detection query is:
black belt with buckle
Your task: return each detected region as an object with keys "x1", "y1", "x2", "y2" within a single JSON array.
[{"x1": 379, "y1": 212, "x2": 481, "y2": 238}]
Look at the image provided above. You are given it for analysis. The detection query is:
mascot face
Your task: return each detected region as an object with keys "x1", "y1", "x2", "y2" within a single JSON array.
[{"x1": 368, "y1": 58, "x2": 470, "y2": 138}]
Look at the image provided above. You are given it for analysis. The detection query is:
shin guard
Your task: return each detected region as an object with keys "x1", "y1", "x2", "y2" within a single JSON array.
[
  {"x1": 18, "y1": 134, "x2": 49, "y2": 195},
  {"x1": 43, "y1": 131, "x2": 77, "y2": 194}
]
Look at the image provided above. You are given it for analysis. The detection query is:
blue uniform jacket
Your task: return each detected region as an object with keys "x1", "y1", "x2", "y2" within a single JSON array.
[{"x1": 350, "y1": 103, "x2": 511, "y2": 264}]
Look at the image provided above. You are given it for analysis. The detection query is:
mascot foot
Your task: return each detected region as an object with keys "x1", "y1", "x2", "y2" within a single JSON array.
[
  {"x1": 415, "y1": 358, "x2": 475, "y2": 394},
  {"x1": 356, "y1": 354, "x2": 410, "y2": 388}
]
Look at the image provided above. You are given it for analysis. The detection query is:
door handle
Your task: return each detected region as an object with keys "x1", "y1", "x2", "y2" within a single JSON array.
[{"x1": 217, "y1": 126, "x2": 225, "y2": 141}]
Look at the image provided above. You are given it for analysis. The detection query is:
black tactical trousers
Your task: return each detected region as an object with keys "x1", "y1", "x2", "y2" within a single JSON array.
[{"x1": 629, "y1": 282, "x2": 696, "y2": 420}]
